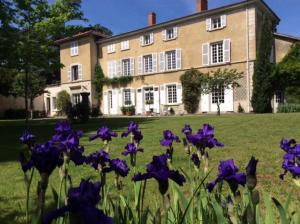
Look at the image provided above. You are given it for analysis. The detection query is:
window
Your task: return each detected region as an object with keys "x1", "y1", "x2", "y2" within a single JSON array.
[
  {"x1": 275, "y1": 91, "x2": 283, "y2": 103},
  {"x1": 108, "y1": 61, "x2": 117, "y2": 78},
  {"x1": 109, "y1": 91, "x2": 113, "y2": 109},
  {"x1": 212, "y1": 86, "x2": 225, "y2": 104},
  {"x1": 211, "y1": 42, "x2": 224, "y2": 64},
  {"x1": 144, "y1": 87, "x2": 154, "y2": 103},
  {"x1": 123, "y1": 89, "x2": 131, "y2": 106},
  {"x1": 52, "y1": 97, "x2": 57, "y2": 110},
  {"x1": 70, "y1": 41, "x2": 78, "y2": 56},
  {"x1": 212, "y1": 17, "x2": 222, "y2": 30},
  {"x1": 121, "y1": 40, "x2": 129, "y2": 50},
  {"x1": 72, "y1": 93, "x2": 81, "y2": 105},
  {"x1": 165, "y1": 50, "x2": 176, "y2": 71},
  {"x1": 141, "y1": 33, "x2": 153, "y2": 46},
  {"x1": 71, "y1": 65, "x2": 79, "y2": 81},
  {"x1": 167, "y1": 85, "x2": 177, "y2": 104},
  {"x1": 107, "y1": 44, "x2": 115, "y2": 54},
  {"x1": 122, "y1": 59, "x2": 131, "y2": 76},
  {"x1": 143, "y1": 55, "x2": 153, "y2": 74}
]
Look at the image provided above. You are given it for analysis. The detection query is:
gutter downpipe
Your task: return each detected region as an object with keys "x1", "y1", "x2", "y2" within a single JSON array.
[{"x1": 246, "y1": 7, "x2": 251, "y2": 113}]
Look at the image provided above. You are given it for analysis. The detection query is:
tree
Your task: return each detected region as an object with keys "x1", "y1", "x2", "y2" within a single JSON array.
[
  {"x1": 93, "y1": 64, "x2": 105, "y2": 109},
  {"x1": 56, "y1": 90, "x2": 72, "y2": 116},
  {"x1": 0, "y1": 68, "x2": 17, "y2": 96},
  {"x1": 205, "y1": 69, "x2": 243, "y2": 116},
  {"x1": 11, "y1": 73, "x2": 46, "y2": 119},
  {"x1": 251, "y1": 14, "x2": 274, "y2": 113}
]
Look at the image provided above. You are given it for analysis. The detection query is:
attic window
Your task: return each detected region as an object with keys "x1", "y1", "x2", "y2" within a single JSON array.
[{"x1": 70, "y1": 41, "x2": 79, "y2": 56}]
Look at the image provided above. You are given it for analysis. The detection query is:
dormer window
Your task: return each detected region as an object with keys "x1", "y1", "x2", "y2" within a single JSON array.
[
  {"x1": 121, "y1": 40, "x2": 130, "y2": 51},
  {"x1": 163, "y1": 27, "x2": 178, "y2": 41},
  {"x1": 140, "y1": 33, "x2": 154, "y2": 46},
  {"x1": 70, "y1": 41, "x2": 79, "y2": 56},
  {"x1": 206, "y1": 15, "x2": 227, "y2": 31},
  {"x1": 212, "y1": 17, "x2": 222, "y2": 30},
  {"x1": 107, "y1": 44, "x2": 116, "y2": 54}
]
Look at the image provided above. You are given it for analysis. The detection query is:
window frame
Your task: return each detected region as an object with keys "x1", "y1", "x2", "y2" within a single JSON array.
[
  {"x1": 210, "y1": 41, "x2": 224, "y2": 65},
  {"x1": 143, "y1": 54, "x2": 153, "y2": 74},
  {"x1": 165, "y1": 50, "x2": 177, "y2": 71},
  {"x1": 123, "y1": 89, "x2": 132, "y2": 106},
  {"x1": 211, "y1": 86, "x2": 225, "y2": 104},
  {"x1": 211, "y1": 16, "x2": 222, "y2": 30},
  {"x1": 121, "y1": 40, "x2": 130, "y2": 51},
  {"x1": 70, "y1": 41, "x2": 79, "y2": 56},
  {"x1": 71, "y1": 65, "x2": 79, "y2": 81},
  {"x1": 72, "y1": 93, "x2": 81, "y2": 105},
  {"x1": 107, "y1": 44, "x2": 116, "y2": 54},
  {"x1": 122, "y1": 59, "x2": 131, "y2": 76},
  {"x1": 166, "y1": 84, "x2": 177, "y2": 105}
]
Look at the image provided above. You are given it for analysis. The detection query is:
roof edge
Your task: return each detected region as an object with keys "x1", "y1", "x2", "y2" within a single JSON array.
[
  {"x1": 274, "y1": 32, "x2": 300, "y2": 41},
  {"x1": 55, "y1": 30, "x2": 110, "y2": 45}
]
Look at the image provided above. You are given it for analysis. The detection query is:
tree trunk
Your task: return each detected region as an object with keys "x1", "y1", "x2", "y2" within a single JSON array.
[
  {"x1": 25, "y1": 70, "x2": 29, "y2": 127},
  {"x1": 30, "y1": 98, "x2": 34, "y2": 119},
  {"x1": 217, "y1": 99, "x2": 221, "y2": 116}
]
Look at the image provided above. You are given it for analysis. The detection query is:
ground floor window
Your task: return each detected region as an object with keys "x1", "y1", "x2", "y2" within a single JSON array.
[
  {"x1": 72, "y1": 93, "x2": 81, "y2": 105},
  {"x1": 123, "y1": 89, "x2": 131, "y2": 106},
  {"x1": 52, "y1": 97, "x2": 57, "y2": 110},
  {"x1": 212, "y1": 86, "x2": 225, "y2": 104},
  {"x1": 275, "y1": 91, "x2": 284, "y2": 103},
  {"x1": 167, "y1": 85, "x2": 177, "y2": 104},
  {"x1": 109, "y1": 91, "x2": 113, "y2": 109},
  {"x1": 144, "y1": 87, "x2": 154, "y2": 103}
]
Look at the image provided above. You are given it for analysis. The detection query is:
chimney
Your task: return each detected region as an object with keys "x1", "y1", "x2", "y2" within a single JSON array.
[
  {"x1": 197, "y1": 0, "x2": 208, "y2": 13},
  {"x1": 148, "y1": 12, "x2": 156, "y2": 26}
]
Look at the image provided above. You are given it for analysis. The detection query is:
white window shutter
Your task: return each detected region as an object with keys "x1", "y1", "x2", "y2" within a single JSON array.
[
  {"x1": 78, "y1": 64, "x2": 83, "y2": 80},
  {"x1": 138, "y1": 56, "x2": 143, "y2": 75},
  {"x1": 221, "y1": 15, "x2": 227, "y2": 28},
  {"x1": 160, "y1": 85, "x2": 166, "y2": 105},
  {"x1": 70, "y1": 43, "x2": 73, "y2": 56},
  {"x1": 152, "y1": 53, "x2": 157, "y2": 73},
  {"x1": 150, "y1": 33, "x2": 154, "y2": 44},
  {"x1": 118, "y1": 89, "x2": 123, "y2": 108},
  {"x1": 131, "y1": 89, "x2": 136, "y2": 105},
  {"x1": 223, "y1": 39, "x2": 231, "y2": 63},
  {"x1": 117, "y1": 60, "x2": 122, "y2": 76},
  {"x1": 68, "y1": 65, "x2": 72, "y2": 81},
  {"x1": 174, "y1": 27, "x2": 178, "y2": 38},
  {"x1": 159, "y1": 52, "x2": 165, "y2": 72},
  {"x1": 176, "y1": 48, "x2": 182, "y2": 69},
  {"x1": 108, "y1": 62, "x2": 112, "y2": 78},
  {"x1": 162, "y1": 30, "x2": 167, "y2": 41},
  {"x1": 206, "y1": 18, "x2": 212, "y2": 31},
  {"x1": 140, "y1": 36, "x2": 144, "y2": 46},
  {"x1": 177, "y1": 84, "x2": 182, "y2": 104},
  {"x1": 202, "y1": 43, "x2": 210, "y2": 66},
  {"x1": 130, "y1": 57, "x2": 135, "y2": 76}
]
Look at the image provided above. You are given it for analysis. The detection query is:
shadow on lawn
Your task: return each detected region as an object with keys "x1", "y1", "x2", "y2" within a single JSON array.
[{"x1": 0, "y1": 117, "x2": 157, "y2": 163}]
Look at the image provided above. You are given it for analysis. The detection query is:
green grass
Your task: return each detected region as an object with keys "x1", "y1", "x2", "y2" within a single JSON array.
[{"x1": 0, "y1": 113, "x2": 300, "y2": 223}]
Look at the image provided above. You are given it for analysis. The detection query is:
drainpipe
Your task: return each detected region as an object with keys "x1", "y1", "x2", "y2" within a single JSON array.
[{"x1": 246, "y1": 7, "x2": 250, "y2": 113}]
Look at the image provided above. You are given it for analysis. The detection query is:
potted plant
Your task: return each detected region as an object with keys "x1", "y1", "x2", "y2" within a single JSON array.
[
  {"x1": 121, "y1": 106, "x2": 127, "y2": 115},
  {"x1": 126, "y1": 106, "x2": 135, "y2": 116},
  {"x1": 145, "y1": 99, "x2": 154, "y2": 116}
]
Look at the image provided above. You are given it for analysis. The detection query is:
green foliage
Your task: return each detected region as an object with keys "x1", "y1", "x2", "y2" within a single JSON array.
[
  {"x1": 286, "y1": 86, "x2": 300, "y2": 104},
  {"x1": 67, "y1": 102, "x2": 90, "y2": 122},
  {"x1": 277, "y1": 104, "x2": 300, "y2": 113},
  {"x1": 251, "y1": 14, "x2": 274, "y2": 113},
  {"x1": 56, "y1": 90, "x2": 72, "y2": 116},
  {"x1": 93, "y1": 64, "x2": 105, "y2": 102},
  {"x1": 91, "y1": 107, "x2": 101, "y2": 117},
  {"x1": 0, "y1": 68, "x2": 17, "y2": 96},
  {"x1": 180, "y1": 68, "x2": 208, "y2": 114},
  {"x1": 121, "y1": 106, "x2": 135, "y2": 115},
  {"x1": 103, "y1": 76, "x2": 134, "y2": 86}
]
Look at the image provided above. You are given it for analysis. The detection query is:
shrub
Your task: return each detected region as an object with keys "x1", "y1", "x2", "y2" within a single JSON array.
[
  {"x1": 67, "y1": 102, "x2": 90, "y2": 122},
  {"x1": 91, "y1": 106, "x2": 100, "y2": 117},
  {"x1": 56, "y1": 90, "x2": 72, "y2": 116},
  {"x1": 4, "y1": 109, "x2": 26, "y2": 119},
  {"x1": 277, "y1": 103, "x2": 300, "y2": 113},
  {"x1": 121, "y1": 106, "x2": 135, "y2": 115}
]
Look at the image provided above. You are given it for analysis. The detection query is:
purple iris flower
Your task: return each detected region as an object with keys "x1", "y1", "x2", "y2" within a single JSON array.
[
  {"x1": 122, "y1": 121, "x2": 144, "y2": 144},
  {"x1": 160, "y1": 130, "x2": 181, "y2": 147},
  {"x1": 52, "y1": 121, "x2": 73, "y2": 142},
  {"x1": 43, "y1": 179, "x2": 113, "y2": 224},
  {"x1": 122, "y1": 143, "x2": 143, "y2": 156},
  {"x1": 20, "y1": 129, "x2": 36, "y2": 146},
  {"x1": 280, "y1": 138, "x2": 300, "y2": 154},
  {"x1": 207, "y1": 159, "x2": 246, "y2": 193},
  {"x1": 133, "y1": 154, "x2": 186, "y2": 195},
  {"x1": 187, "y1": 124, "x2": 223, "y2": 153},
  {"x1": 85, "y1": 149, "x2": 110, "y2": 170},
  {"x1": 107, "y1": 159, "x2": 130, "y2": 177},
  {"x1": 280, "y1": 153, "x2": 300, "y2": 179},
  {"x1": 191, "y1": 153, "x2": 200, "y2": 167},
  {"x1": 19, "y1": 153, "x2": 34, "y2": 172},
  {"x1": 181, "y1": 124, "x2": 192, "y2": 136},
  {"x1": 89, "y1": 126, "x2": 118, "y2": 142}
]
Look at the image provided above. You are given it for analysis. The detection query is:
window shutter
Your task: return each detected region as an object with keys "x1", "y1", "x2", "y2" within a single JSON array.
[
  {"x1": 108, "y1": 62, "x2": 112, "y2": 78},
  {"x1": 177, "y1": 84, "x2": 182, "y2": 104},
  {"x1": 126, "y1": 40, "x2": 130, "y2": 50},
  {"x1": 202, "y1": 43, "x2": 210, "y2": 66},
  {"x1": 221, "y1": 15, "x2": 227, "y2": 28},
  {"x1": 78, "y1": 64, "x2": 83, "y2": 80},
  {"x1": 206, "y1": 18, "x2": 212, "y2": 31},
  {"x1": 140, "y1": 36, "x2": 144, "y2": 46},
  {"x1": 176, "y1": 48, "x2": 182, "y2": 69},
  {"x1": 131, "y1": 89, "x2": 136, "y2": 105},
  {"x1": 162, "y1": 30, "x2": 167, "y2": 41},
  {"x1": 130, "y1": 57, "x2": 135, "y2": 76},
  {"x1": 152, "y1": 53, "x2": 157, "y2": 73},
  {"x1": 159, "y1": 52, "x2": 165, "y2": 72},
  {"x1": 118, "y1": 89, "x2": 123, "y2": 109},
  {"x1": 114, "y1": 61, "x2": 118, "y2": 77},
  {"x1": 70, "y1": 43, "x2": 73, "y2": 56},
  {"x1": 223, "y1": 39, "x2": 231, "y2": 63},
  {"x1": 174, "y1": 27, "x2": 178, "y2": 38},
  {"x1": 160, "y1": 85, "x2": 166, "y2": 105},
  {"x1": 68, "y1": 65, "x2": 72, "y2": 81},
  {"x1": 138, "y1": 56, "x2": 143, "y2": 75},
  {"x1": 117, "y1": 60, "x2": 122, "y2": 76},
  {"x1": 150, "y1": 33, "x2": 154, "y2": 44}
]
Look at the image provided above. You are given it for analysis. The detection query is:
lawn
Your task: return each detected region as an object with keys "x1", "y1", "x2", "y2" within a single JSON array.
[{"x1": 0, "y1": 113, "x2": 300, "y2": 223}]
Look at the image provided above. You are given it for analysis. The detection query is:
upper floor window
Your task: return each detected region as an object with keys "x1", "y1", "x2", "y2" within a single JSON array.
[
  {"x1": 123, "y1": 89, "x2": 132, "y2": 106},
  {"x1": 108, "y1": 61, "x2": 117, "y2": 78},
  {"x1": 121, "y1": 40, "x2": 130, "y2": 51},
  {"x1": 122, "y1": 59, "x2": 131, "y2": 76},
  {"x1": 159, "y1": 49, "x2": 181, "y2": 72},
  {"x1": 212, "y1": 86, "x2": 225, "y2": 104},
  {"x1": 143, "y1": 55, "x2": 153, "y2": 74},
  {"x1": 140, "y1": 33, "x2": 154, "y2": 46},
  {"x1": 70, "y1": 41, "x2": 79, "y2": 56},
  {"x1": 211, "y1": 42, "x2": 224, "y2": 64},
  {"x1": 163, "y1": 27, "x2": 178, "y2": 41},
  {"x1": 206, "y1": 15, "x2": 226, "y2": 31},
  {"x1": 212, "y1": 17, "x2": 222, "y2": 30},
  {"x1": 165, "y1": 50, "x2": 176, "y2": 71},
  {"x1": 167, "y1": 85, "x2": 177, "y2": 104},
  {"x1": 107, "y1": 44, "x2": 116, "y2": 54},
  {"x1": 202, "y1": 39, "x2": 231, "y2": 66},
  {"x1": 68, "y1": 64, "x2": 83, "y2": 81}
]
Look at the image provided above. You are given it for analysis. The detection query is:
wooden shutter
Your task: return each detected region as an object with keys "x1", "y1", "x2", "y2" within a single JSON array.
[
  {"x1": 162, "y1": 30, "x2": 167, "y2": 41},
  {"x1": 177, "y1": 84, "x2": 182, "y2": 104},
  {"x1": 103, "y1": 92, "x2": 108, "y2": 114},
  {"x1": 223, "y1": 39, "x2": 231, "y2": 63},
  {"x1": 117, "y1": 60, "x2": 122, "y2": 76},
  {"x1": 176, "y1": 48, "x2": 182, "y2": 69},
  {"x1": 78, "y1": 64, "x2": 83, "y2": 80},
  {"x1": 152, "y1": 53, "x2": 157, "y2": 73},
  {"x1": 206, "y1": 18, "x2": 212, "y2": 31},
  {"x1": 140, "y1": 36, "x2": 144, "y2": 46},
  {"x1": 202, "y1": 43, "x2": 210, "y2": 66},
  {"x1": 118, "y1": 89, "x2": 123, "y2": 109},
  {"x1": 131, "y1": 89, "x2": 136, "y2": 105},
  {"x1": 150, "y1": 33, "x2": 154, "y2": 44},
  {"x1": 221, "y1": 15, "x2": 227, "y2": 28},
  {"x1": 160, "y1": 85, "x2": 166, "y2": 105},
  {"x1": 138, "y1": 56, "x2": 143, "y2": 75},
  {"x1": 68, "y1": 65, "x2": 72, "y2": 81},
  {"x1": 159, "y1": 52, "x2": 165, "y2": 72},
  {"x1": 174, "y1": 27, "x2": 178, "y2": 38},
  {"x1": 130, "y1": 57, "x2": 134, "y2": 76}
]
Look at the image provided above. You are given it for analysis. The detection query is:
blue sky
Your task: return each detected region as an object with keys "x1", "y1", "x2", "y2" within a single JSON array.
[{"x1": 67, "y1": 0, "x2": 300, "y2": 37}]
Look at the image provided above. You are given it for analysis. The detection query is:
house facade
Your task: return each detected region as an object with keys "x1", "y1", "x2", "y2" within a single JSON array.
[{"x1": 44, "y1": 0, "x2": 299, "y2": 116}]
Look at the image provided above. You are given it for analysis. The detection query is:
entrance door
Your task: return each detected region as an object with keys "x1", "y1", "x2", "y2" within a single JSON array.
[
  {"x1": 144, "y1": 87, "x2": 154, "y2": 113},
  {"x1": 136, "y1": 88, "x2": 144, "y2": 114},
  {"x1": 46, "y1": 97, "x2": 51, "y2": 116},
  {"x1": 201, "y1": 94, "x2": 209, "y2": 112}
]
